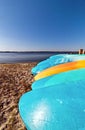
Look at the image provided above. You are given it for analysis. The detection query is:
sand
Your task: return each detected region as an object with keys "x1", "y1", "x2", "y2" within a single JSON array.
[{"x1": 0, "y1": 62, "x2": 37, "y2": 130}]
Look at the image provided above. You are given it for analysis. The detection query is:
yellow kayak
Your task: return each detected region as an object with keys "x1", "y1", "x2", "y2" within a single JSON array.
[{"x1": 34, "y1": 60, "x2": 85, "y2": 80}]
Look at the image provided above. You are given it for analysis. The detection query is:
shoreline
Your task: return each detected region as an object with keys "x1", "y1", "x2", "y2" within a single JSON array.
[{"x1": 0, "y1": 62, "x2": 37, "y2": 130}]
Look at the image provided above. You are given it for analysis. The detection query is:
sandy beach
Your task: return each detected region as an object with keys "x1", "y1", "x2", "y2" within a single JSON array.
[{"x1": 0, "y1": 62, "x2": 37, "y2": 130}]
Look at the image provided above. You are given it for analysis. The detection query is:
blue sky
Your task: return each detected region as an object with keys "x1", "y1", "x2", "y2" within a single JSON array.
[{"x1": 0, "y1": 0, "x2": 85, "y2": 51}]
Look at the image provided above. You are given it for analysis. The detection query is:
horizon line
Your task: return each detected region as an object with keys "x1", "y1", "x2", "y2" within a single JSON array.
[{"x1": 0, "y1": 50, "x2": 79, "y2": 52}]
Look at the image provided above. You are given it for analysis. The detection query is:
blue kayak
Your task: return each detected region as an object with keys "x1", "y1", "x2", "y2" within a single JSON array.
[
  {"x1": 32, "y1": 68, "x2": 85, "y2": 90},
  {"x1": 19, "y1": 54, "x2": 85, "y2": 130},
  {"x1": 19, "y1": 69, "x2": 85, "y2": 130},
  {"x1": 32, "y1": 54, "x2": 85, "y2": 75}
]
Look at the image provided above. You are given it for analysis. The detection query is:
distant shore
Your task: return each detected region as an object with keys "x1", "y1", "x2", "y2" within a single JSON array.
[
  {"x1": 0, "y1": 51, "x2": 79, "y2": 54},
  {"x1": 0, "y1": 62, "x2": 37, "y2": 130}
]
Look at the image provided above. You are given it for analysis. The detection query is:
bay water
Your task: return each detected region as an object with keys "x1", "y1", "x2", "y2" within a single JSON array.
[{"x1": 0, "y1": 52, "x2": 77, "y2": 63}]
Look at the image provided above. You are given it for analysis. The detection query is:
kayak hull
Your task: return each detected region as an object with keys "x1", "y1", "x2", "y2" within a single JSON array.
[{"x1": 35, "y1": 60, "x2": 85, "y2": 80}]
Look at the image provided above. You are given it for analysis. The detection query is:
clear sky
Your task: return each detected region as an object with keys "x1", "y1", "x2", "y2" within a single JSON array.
[{"x1": 0, "y1": 0, "x2": 85, "y2": 51}]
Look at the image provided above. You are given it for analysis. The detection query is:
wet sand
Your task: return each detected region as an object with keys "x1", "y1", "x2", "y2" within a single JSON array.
[{"x1": 0, "y1": 62, "x2": 37, "y2": 130}]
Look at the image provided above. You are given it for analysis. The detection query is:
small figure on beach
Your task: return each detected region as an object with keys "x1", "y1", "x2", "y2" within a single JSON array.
[{"x1": 79, "y1": 49, "x2": 84, "y2": 54}]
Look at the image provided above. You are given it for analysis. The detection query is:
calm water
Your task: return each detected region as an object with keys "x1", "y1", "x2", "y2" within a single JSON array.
[{"x1": 0, "y1": 52, "x2": 77, "y2": 63}]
